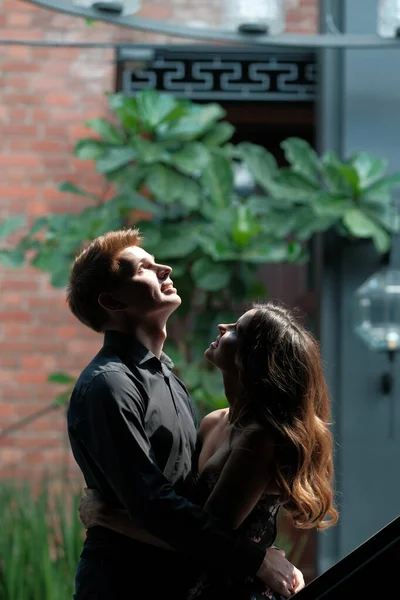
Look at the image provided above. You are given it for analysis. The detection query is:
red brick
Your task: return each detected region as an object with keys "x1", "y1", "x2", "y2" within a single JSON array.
[
  {"x1": 3, "y1": 75, "x2": 30, "y2": 89},
  {"x1": 7, "y1": 12, "x2": 33, "y2": 27},
  {"x1": 45, "y1": 93, "x2": 74, "y2": 107},
  {"x1": 8, "y1": 139, "x2": 35, "y2": 151},
  {"x1": 138, "y1": 5, "x2": 173, "y2": 20},
  {"x1": 16, "y1": 371, "x2": 48, "y2": 384},
  {"x1": 4, "y1": 0, "x2": 39, "y2": 11},
  {"x1": 0, "y1": 154, "x2": 40, "y2": 167},
  {"x1": 20, "y1": 355, "x2": 43, "y2": 369},
  {"x1": 0, "y1": 186, "x2": 37, "y2": 199},
  {"x1": 0, "y1": 311, "x2": 31, "y2": 322},
  {"x1": 57, "y1": 325, "x2": 78, "y2": 340},
  {"x1": 0, "y1": 404, "x2": 14, "y2": 417},
  {"x1": 46, "y1": 125, "x2": 70, "y2": 138},
  {"x1": 0, "y1": 29, "x2": 44, "y2": 41},
  {"x1": 8, "y1": 107, "x2": 28, "y2": 121},
  {"x1": 1, "y1": 125, "x2": 38, "y2": 137},
  {"x1": 3, "y1": 46, "x2": 31, "y2": 59},
  {"x1": 3, "y1": 93, "x2": 43, "y2": 106},
  {"x1": 2, "y1": 61, "x2": 41, "y2": 73},
  {"x1": 49, "y1": 47, "x2": 80, "y2": 61},
  {"x1": 0, "y1": 279, "x2": 40, "y2": 292},
  {"x1": 32, "y1": 140, "x2": 67, "y2": 153}
]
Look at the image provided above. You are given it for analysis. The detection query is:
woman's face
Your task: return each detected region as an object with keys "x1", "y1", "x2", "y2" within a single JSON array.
[{"x1": 205, "y1": 309, "x2": 256, "y2": 373}]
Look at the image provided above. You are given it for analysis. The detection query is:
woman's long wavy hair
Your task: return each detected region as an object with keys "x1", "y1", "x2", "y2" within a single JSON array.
[{"x1": 231, "y1": 300, "x2": 338, "y2": 531}]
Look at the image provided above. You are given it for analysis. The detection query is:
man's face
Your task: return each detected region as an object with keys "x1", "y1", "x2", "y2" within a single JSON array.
[{"x1": 107, "y1": 246, "x2": 181, "y2": 319}]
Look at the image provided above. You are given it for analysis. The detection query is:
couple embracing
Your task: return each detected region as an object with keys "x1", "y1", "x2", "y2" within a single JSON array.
[{"x1": 66, "y1": 228, "x2": 338, "y2": 600}]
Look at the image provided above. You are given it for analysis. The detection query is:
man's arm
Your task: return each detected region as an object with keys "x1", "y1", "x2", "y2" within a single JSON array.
[
  {"x1": 79, "y1": 488, "x2": 173, "y2": 550},
  {"x1": 78, "y1": 371, "x2": 299, "y2": 596}
]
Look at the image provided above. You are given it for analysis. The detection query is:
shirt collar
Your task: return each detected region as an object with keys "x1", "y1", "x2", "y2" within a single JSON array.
[{"x1": 103, "y1": 330, "x2": 174, "y2": 370}]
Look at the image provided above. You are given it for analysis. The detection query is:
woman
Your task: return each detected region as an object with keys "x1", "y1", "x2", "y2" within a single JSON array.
[{"x1": 79, "y1": 301, "x2": 338, "y2": 599}]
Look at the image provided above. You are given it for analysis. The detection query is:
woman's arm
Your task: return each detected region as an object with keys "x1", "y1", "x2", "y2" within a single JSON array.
[
  {"x1": 79, "y1": 490, "x2": 173, "y2": 551},
  {"x1": 204, "y1": 428, "x2": 276, "y2": 530}
]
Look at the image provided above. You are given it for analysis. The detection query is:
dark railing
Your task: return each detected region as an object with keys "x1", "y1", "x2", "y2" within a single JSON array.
[{"x1": 295, "y1": 515, "x2": 400, "y2": 598}]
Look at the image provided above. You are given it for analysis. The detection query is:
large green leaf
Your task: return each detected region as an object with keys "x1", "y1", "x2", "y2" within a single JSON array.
[
  {"x1": 147, "y1": 165, "x2": 192, "y2": 205},
  {"x1": 350, "y1": 152, "x2": 388, "y2": 190},
  {"x1": 108, "y1": 93, "x2": 140, "y2": 130},
  {"x1": 266, "y1": 169, "x2": 319, "y2": 203},
  {"x1": 236, "y1": 143, "x2": 278, "y2": 192},
  {"x1": 196, "y1": 228, "x2": 239, "y2": 261},
  {"x1": 48, "y1": 372, "x2": 76, "y2": 385},
  {"x1": 364, "y1": 172, "x2": 400, "y2": 203},
  {"x1": 0, "y1": 216, "x2": 26, "y2": 239},
  {"x1": 202, "y1": 122, "x2": 235, "y2": 147},
  {"x1": 281, "y1": 137, "x2": 320, "y2": 185},
  {"x1": 191, "y1": 257, "x2": 232, "y2": 291},
  {"x1": 59, "y1": 181, "x2": 98, "y2": 200},
  {"x1": 336, "y1": 164, "x2": 360, "y2": 195},
  {"x1": 258, "y1": 209, "x2": 298, "y2": 238},
  {"x1": 74, "y1": 138, "x2": 106, "y2": 161},
  {"x1": 29, "y1": 216, "x2": 48, "y2": 236},
  {"x1": 321, "y1": 153, "x2": 354, "y2": 196},
  {"x1": 135, "y1": 221, "x2": 161, "y2": 251},
  {"x1": 371, "y1": 228, "x2": 391, "y2": 253},
  {"x1": 169, "y1": 143, "x2": 210, "y2": 175},
  {"x1": 343, "y1": 208, "x2": 379, "y2": 237},
  {"x1": 96, "y1": 147, "x2": 137, "y2": 173},
  {"x1": 114, "y1": 193, "x2": 162, "y2": 216},
  {"x1": 160, "y1": 103, "x2": 225, "y2": 142},
  {"x1": 156, "y1": 223, "x2": 199, "y2": 259},
  {"x1": 201, "y1": 154, "x2": 233, "y2": 208},
  {"x1": 312, "y1": 193, "x2": 352, "y2": 218},
  {"x1": 246, "y1": 194, "x2": 293, "y2": 213},
  {"x1": 363, "y1": 204, "x2": 399, "y2": 234},
  {"x1": 50, "y1": 263, "x2": 73, "y2": 288},
  {"x1": 85, "y1": 118, "x2": 125, "y2": 144},
  {"x1": 0, "y1": 248, "x2": 25, "y2": 267},
  {"x1": 342, "y1": 207, "x2": 389, "y2": 252},
  {"x1": 293, "y1": 206, "x2": 337, "y2": 240},
  {"x1": 240, "y1": 240, "x2": 293, "y2": 263},
  {"x1": 181, "y1": 179, "x2": 202, "y2": 210},
  {"x1": 136, "y1": 89, "x2": 182, "y2": 128},
  {"x1": 133, "y1": 137, "x2": 170, "y2": 164}
]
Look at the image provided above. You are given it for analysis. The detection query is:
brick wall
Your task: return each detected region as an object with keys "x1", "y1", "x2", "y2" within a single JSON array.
[{"x1": 0, "y1": 0, "x2": 317, "y2": 482}]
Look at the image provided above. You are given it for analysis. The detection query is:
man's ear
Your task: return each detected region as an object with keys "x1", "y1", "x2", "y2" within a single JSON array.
[{"x1": 98, "y1": 292, "x2": 127, "y2": 312}]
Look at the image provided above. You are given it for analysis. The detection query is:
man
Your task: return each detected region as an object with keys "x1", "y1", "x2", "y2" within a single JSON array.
[{"x1": 67, "y1": 228, "x2": 304, "y2": 599}]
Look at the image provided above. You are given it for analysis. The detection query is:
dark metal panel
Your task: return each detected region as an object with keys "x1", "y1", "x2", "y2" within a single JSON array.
[{"x1": 117, "y1": 45, "x2": 317, "y2": 102}]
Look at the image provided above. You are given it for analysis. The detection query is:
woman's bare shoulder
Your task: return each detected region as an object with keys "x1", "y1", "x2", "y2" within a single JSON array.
[{"x1": 198, "y1": 408, "x2": 229, "y2": 440}]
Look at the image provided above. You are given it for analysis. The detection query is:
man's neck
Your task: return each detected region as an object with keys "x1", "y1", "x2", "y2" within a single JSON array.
[
  {"x1": 107, "y1": 313, "x2": 170, "y2": 359},
  {"x1": 135, "y1": 324, "x2": 167, "y2": 359}
]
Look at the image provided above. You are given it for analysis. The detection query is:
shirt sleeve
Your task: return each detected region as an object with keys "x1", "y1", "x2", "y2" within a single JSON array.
[{"x1": 77, "y1": 370, "x2": 265, "y2": 578}]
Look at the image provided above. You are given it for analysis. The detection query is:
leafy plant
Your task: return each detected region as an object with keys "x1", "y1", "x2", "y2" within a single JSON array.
[
  {"x1": 1, "y1": 90, "x2": 399, "y2": 414},
  {"x1": 0, "y1": 482, "x2": 83, "y2": 600}
]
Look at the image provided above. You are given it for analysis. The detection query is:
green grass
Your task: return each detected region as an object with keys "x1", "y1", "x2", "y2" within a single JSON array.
[{"x1": 0, "y1": 482, "x2": 83, "y2": 600}]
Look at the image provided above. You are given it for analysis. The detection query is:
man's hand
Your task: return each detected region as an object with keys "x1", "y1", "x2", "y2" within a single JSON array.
[
  {"x1": 256, "y1": 547, "x2": 305, "y2": 598},
  {"x1": 78, "y1": 488, "x2": 107, "y2": 529}
]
